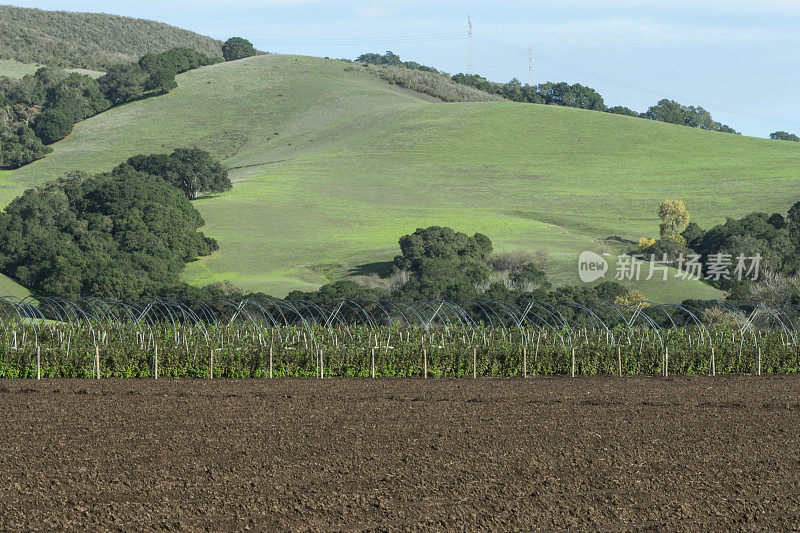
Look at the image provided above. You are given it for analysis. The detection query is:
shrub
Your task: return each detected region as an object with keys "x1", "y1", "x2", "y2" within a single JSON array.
[
  {"x1": 638, "y1": 237, "x2": 656, "y2": 251},
  {"x1": 362, "y1": 64, "x2": 500, "y2": 103}
]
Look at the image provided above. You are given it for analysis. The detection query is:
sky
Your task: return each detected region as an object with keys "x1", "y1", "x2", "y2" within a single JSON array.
[{"x1": 8, "y1": 0, "x2": 800, "y2": 137}]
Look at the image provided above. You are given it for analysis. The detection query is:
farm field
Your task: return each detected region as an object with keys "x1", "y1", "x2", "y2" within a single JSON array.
[
  {"x1": 1, "y1": 377, "x2": 799, "y2": 530},
  {"x1": 2, "y1": 55, "x2": 799, "y2": 300}
]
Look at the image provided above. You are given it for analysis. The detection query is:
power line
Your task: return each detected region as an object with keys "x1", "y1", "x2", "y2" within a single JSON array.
[
  {"x1": 250, "y1": 32, "x2": 463, "y2": 46},
  {"x1": 247, "y1": 30, "x2": 798, "y2": 130},
  {"x1": 472, "y1": 32, "x2": 800, "y2": 129}
]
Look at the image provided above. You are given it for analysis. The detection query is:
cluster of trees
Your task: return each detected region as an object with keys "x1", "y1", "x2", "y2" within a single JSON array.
[
  {"x1": 98, "y1": 47, "x2": 219, "y2": 105},
  {"x1": 638, "y1": 199, "x2": 800, "y2": 301},
  {"x1": 356, "y1": 51, "x2": 439, "y2": 73},
  {"x1": 0, "y1": 48, "x2": 221, "y2": 169},
  {"x1": 453, "y1": 75, "x2": 606, "y2": 111},
  {"x1": 0, "y1": 147, "x2": 230, "y2": 299},
  {"x1": 388, "y1": 226, "x2": 495, "y2": 300},
  {"x1": 96, "y1": 38, "x2": 254, "y2": 106},
  {"x1": 0, "y1": 66, "x2": 110, "y2": 168},
  {"x1": 453, "y1": 73, "x2": 739, "y2": 133},
  {"x1": 770, "y1": 131, "x2": 800, "y2": 142},
  {"x1": 0, "y1": 168, "x2": 217, "y2": 299},
  {"x1": 639, "y1": 99, "x2": 739, "y2": 134},
  {"x1": 113, "y1": 147, "x2": 232, "y2": 200},
  {"x1": 289, "y1": 226, "x2": 631, "y2": 305}
]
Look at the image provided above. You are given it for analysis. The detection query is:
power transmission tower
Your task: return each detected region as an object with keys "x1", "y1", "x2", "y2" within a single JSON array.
[
  {"x1": 467, "y1": 15, "x2": 474, "y2": 74},
  {"x1": 528, "y1": 47, "x2": 534, "y2": 85}
]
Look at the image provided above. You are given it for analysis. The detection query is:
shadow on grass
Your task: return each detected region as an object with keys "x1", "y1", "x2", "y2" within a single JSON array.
[{"x1": 347, "y1": 261, "x2": 393, "y2": 277}]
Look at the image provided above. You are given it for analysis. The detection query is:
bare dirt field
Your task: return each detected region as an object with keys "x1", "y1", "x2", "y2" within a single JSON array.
[{"x1": 1, "y1": 376, "x2": 800, "y2": 531}]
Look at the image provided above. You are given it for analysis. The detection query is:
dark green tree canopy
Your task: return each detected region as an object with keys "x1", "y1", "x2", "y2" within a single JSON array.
[
  {"x1": 644, "y1": 99, "x2": 739, "y2": 134},
  {"x1": 222, "y1": 37, "x2": 257, "y2": 62},
  {"x1": 97, "y1": 63, "x2": 148, "y2": 105},
  {"x1": 392, "y1": 226, "x2": 493, "y2": 272},
  {"x1": 451, "y1": 73, "x2": 503, "y2": 94},
  {"x1": 607, "y1": 106, "x2": 640, "y2": 117},
  {"x1": 0, "y1": 169, "x2": 217, "y2": 299},
  {"x1": 98, "y1": 48, "x2": 218, "y2": 105},
  {"x1": 535, "y1": 82, "x2": 605, "y2": 111},
  {"x1": 0, "y1": 125, "x2": 51, "y2": 169},
  {"x1": 694, "y1": 211, "x2": 797, "y2": 283},
  {"x1": 32, "y1": 108, "x2": 73, "y2": 145},
  {"x1": 356, "y1": 51, "x2": 438, "y2": 72},
  {"x1": 143, "y1": 65, "x2": 178, "y2": 93},
  {"x1": 115, "y1": 147, "x2": 232, "y2": 199},
  {"x1": 139, "y1": 47, "x2": 219, "y2": 75},
  {"x1": 680, "y1": 221, "x2": 705, "y2": 248},
  {"x1": 770, "y1": 131, "x2": 800, "y2": 142},
  {"x1": 45, "y1": 72, "x2": 110, "y2": 122},
  {"x1": 287, "y1": 280, "x2": 389, "y2": 303},
  {"x1": 0, "y1": 67, "x2": 108, "y2": 162}
]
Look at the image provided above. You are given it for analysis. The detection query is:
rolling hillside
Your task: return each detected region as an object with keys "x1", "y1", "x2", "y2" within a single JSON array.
[
  {"x1": 0, "y1": 4, "x2": 222, "y2": 69},
  {"x1": 2, "y1": 54, "x2": 800, "y2": 301}
]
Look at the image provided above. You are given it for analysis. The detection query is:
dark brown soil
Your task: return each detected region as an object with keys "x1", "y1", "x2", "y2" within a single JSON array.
[{"x1": 1, "y1": 376, "x2": 800, "y2": 531}]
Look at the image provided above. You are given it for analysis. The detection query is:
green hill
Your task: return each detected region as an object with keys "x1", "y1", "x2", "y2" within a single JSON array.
[
  {"x1": 2, "y1": 54, "x2": 799, "y2": 301},
  {"x1": 0, "y1": 4, "x2": 222, "y2": 69}
]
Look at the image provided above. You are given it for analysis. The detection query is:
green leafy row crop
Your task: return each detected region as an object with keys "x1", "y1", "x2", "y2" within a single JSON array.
[{"x1": 1, "y1": 322, "x2": 798, "y2": 378}]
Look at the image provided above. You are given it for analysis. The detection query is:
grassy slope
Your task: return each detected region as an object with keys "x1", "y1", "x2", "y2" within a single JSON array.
[
  {"x1": 0, "y1": 58, "x2": 39, "y2": 78},
  {"x1": 0, "y1": 4, "x2": 221, "y2": 69},
  {"x1": 2, "y1": 55, "x2": 799, "y2": 301},
  {"x1": 0, "y1": 59, "x2": 103, "y2": 79}
]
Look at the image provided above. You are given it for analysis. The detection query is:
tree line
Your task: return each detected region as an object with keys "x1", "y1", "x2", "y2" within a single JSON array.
[
  {"x1": 451, "y1": 74, "x2": 741, "y2": 134},
  {"x1": 1, "y1": 38, "x2": 256, "y2": 170},
  {"x1": 357, "y1": 51, "x2": 752, "y2": 135}
]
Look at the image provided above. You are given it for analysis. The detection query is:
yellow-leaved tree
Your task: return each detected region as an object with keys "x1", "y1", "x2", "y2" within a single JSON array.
[{"x1": 658, "y1": 200, "x2": 690, "y2": 243}]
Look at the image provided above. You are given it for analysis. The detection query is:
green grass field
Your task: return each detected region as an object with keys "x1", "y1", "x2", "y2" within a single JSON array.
[
  {"x1": 0, "y1": 59, "x2": 103, "y2": 79},
  {"x1": 2, "y1": 54, "x2": 799, "y2": 301},
  {"x1": 0, "y1": 59, "x2": 41, "y2": 78}
]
